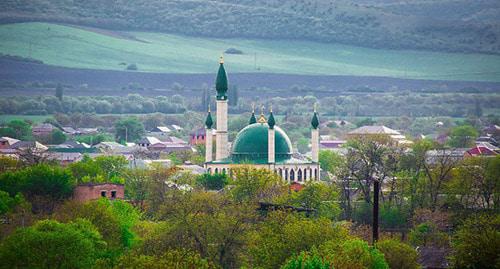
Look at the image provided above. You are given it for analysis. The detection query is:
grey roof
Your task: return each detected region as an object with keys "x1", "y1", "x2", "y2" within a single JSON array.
[{"x1": 349, "y1": 125, "x2": 401, "y2": 135}]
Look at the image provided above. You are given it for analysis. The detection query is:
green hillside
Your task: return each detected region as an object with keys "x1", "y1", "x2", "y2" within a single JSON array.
[
  {"x1": 1, "y1": 0, "x2": 499, "y2": 54},
  {"x1": 1, "y1": 22, "x2": 500, "y2": 82}
]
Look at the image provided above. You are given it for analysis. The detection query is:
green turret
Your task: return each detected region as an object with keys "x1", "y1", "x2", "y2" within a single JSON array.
[
  {"x1": 205, "y1": 107, "x2": 213, "y2": 129},
  {"x1": 311, "y1": 105, "x2": 319, "y2": 129},
  {"x1": 249, "y1": 104, "x2": 257, "y2": 124},
  {"x1": 215, "y1": 56, "x2": 228, "y2": 100},
  {"x1": 268, "y1": 107, "x2": 276, "y2": 129}
]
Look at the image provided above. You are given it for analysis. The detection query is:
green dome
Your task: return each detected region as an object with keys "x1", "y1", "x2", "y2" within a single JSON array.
[{"x1": 231, "y1": 123, "x2": 293, "y2": 162}]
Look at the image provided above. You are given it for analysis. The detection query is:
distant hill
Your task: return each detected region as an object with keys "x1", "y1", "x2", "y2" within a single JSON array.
[
  {"x1": 1, "y1": 23, "x2": 500, "y2": 82},
  {"x1": 0, "y1": 0, "x2": 499, "y2": 54}
]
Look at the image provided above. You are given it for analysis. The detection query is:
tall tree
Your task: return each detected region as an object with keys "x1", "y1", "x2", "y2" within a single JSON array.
[
  {"x1": 55, "y1": 83, "x2": 64, "y2": 101},
  {"x1": 114, "y1": 117, "x2": 145, "y2": 143},
  {"x1": 0, "y1": 219, "x2": 105, "y2": 269}
]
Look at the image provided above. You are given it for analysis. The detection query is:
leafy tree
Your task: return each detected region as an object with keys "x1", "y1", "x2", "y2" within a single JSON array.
[
  {"x1": 447, "y1": 156, "x2": 500, "y2": 210},
  {"x1": 55, "y1": 83, "x2": 64, "y2": 101},
  {"x1": 114, "y1": 117, "x2": 145, "y2": 143},
  {"x1": 356, "y1": 118, "x2": 376, "y2": 127},
  {"x1": 55, "y1": 199, "x2": 140, "y2": 262},
  {"x1": 147, "y1": 190, "x2": 256, "y2": 268},
  {"x1": 450, "y1": 214, "x2": 500, "y2": 269},
  {"x1": 318, "y1": 239, "x2": 388, "y2": 269},
  {"x1": 281, "y1": 251, "x2": 333, "y2": 269},
  {"x1": 249, "y1": 211, "x2": 349, "y2": 269},
  {"x1": 115, "y1": 249, "x2": 213, "y2": 269},
  {"x1": 76, "y1": 133, "x2": 114, "y2": 146},
  {"x1": 319, "y1": 150, "x2": 344, "y2": 175},
  {"x1": 297, "y1": 137, "x2": 310, "y2": 154},
  {"x1": 50, "y1": 129, "x2": 67, "y2": 144},
  {"x1": 6, "y1": 119, "x2": 31, "y2": 139},
  {"x1": 376, "y1": 239, "x2": 419, "y2": 269},
  {"x1": 68, "y1": 155, "x2": 127, "y2": 183},
  {"x1": 0, "y1": 164, "x2": 74, "y2": 205},
  {"x1": 447, "y1": 125, "x2": 478, "y2": 148},
  {"x1": 230, "y1": 166, "x2": 288, "y2": 203},
  {"x1": 0, "y1": 219, "x2": 106, "y2": 269},
  {"x1": 196, "y1": 173, "x2": 228, "y2": 190},
  {"x1": 288, "y1": 182, "x2": 340, "y2": 219}
]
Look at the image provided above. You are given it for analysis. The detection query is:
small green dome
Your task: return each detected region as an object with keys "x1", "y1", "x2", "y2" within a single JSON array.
[{"x1": 231, "y1": 123, "x2": 292, "y2": 162}]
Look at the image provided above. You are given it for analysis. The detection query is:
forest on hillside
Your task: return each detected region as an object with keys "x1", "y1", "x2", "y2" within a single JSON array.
[{"x1": 0, "y1": 0, "x2": 499, "y2": 54}]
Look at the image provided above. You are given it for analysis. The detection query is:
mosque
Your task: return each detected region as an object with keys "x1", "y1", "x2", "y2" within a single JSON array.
[{"x1": 204, "y1": 57, "x2": 321, "y2": 183}]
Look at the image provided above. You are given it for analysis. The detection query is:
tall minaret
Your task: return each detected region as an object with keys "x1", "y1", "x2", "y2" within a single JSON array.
[
  {"x1": 205, "y1": 105, "x2": 214, "y2": 163},
  {"x1": 268, "y1": 105, "x2": 276, "y2": 164},
  {"x1": 311, "y1": 104, "x2": 320, "y2": 163},
  {"x1": 215, "y1": 56, "x2": 229, "y2": 160}
]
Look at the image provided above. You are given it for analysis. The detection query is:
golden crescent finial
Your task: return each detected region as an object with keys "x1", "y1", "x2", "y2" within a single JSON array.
[
  {"x1": 260, "y1": 104, "x2": 264, "y2": 115},
  {"x1": 208, "y1": 104, "x2": 211, "y2": 113},
  {"x1": 314, "y1": 103, "x2": 317, "y2": 113},
  {"x1": 219, "y1": 54, "x2": 224, "y2": 64},
  {"x1": 270, "y1": 104, "x2": 273, "y2": 113}
]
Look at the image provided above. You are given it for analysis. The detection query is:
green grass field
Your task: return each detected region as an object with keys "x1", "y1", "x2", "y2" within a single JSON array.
[
  {"x1": 0, "y1": 115, "x2": 53, "y2": 124},
  {"x1": 1, "y1": 22, "x2": 500, "y2": 81}
]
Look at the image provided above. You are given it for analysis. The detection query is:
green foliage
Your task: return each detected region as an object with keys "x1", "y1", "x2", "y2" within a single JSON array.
[
  {"x1": 115, "y1": 249, "x2": 213, "y2": 269},
  {"x1": 380, "y1": 204, "x2": 408, "y2": 229},
  {"x1": 0, "y1": 219, "x2": 106, "y2": 269},
  {"x1": 114, "y1": 117, "x2": 145, "y2": 143},
  {"x1": 55, "y1": 83, "x2": 64, "y2": 101},
  {"x1": 318, "y1": 239, "x2": 388, "y2": 269},
  {"x1": 409, "y1": 222, "x2": 448, "y2": 248},
  {"x1": 196, "y1": 173, "x2": 228, "y2": 190},
  {"x1": 447, "y1": 125, "x2": 479, "y2": 148},
  {"x1": 3, "y1": 119, "x2": 31, "y2": 139},
  {"x1": 356, "y1": 118, "x2": 376, "y2": 127},
  {"x1": 76, "y1": 133, "x2": 113, "y2": 146},
  {"x1": 0, "y1": 164, "x2": 75, "y2": 200},
  {"x1": 450, "y1": 214, "x2": 500, "y2": 269},
  {"x1": 282, "y1": 251, "x2": 333, "y2": 269},
  {"x1": 229, "y1": 166, "x2": 287, "y2": 203},
  {"x1": 288, "y1": 182, "x2": 341, "y2": 219},
  {"x1": 319, "y1": 150, "x2": 344, "y2": 175},
  {"x1": 146, "y1": 190, "x2": 256, "y2": 268},
  {"x1": 68, "y1": 155, "x2": 127, "y2": 183},
  {"x1": 249, "y1": 211, "x2": 349, "y2": 269},
  {"x1": 50, "y1": 129, "x2": 67, "y2": 144},
  {"x1": 55, "y1": 199, "x2": 140, "y2": 262},
  {"x1": 376, "y1": 239, "x2": 420, "y2": 269}
]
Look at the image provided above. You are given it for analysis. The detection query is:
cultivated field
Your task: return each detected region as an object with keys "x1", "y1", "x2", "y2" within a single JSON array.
[{"x1": 1, "y1": 22, "x2": 500, "y2": 82}]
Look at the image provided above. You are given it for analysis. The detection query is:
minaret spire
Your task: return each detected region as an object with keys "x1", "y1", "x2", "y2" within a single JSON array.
[{"x1": 249, "y1": 103, "x2": 257, "y2": 124}]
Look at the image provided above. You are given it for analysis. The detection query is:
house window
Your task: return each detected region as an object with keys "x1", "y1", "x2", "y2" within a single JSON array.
[
  {"x1": 101, "y1": 191, "x2": 107, "y2": 197},
  {"x1": 111, "y1": 191, "x2": 117, "y2": 199}
]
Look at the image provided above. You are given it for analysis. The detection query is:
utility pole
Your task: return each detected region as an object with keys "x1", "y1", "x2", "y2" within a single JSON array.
[
  {"x1": 372, "y1": 173, "x2": 380, "y2": 245},
  {"x1": 125, "y1": 127, "x2": 128, "y2": 143}
]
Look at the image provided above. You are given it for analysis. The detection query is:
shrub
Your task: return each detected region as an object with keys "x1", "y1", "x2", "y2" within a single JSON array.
[
  {"x1": 450, "y1": 214, "x2": 500, "y2": 269},
  {"x1": 376, "y1": 239, "x2": 420, "y2": 269},
  {"x1": 282, "y1": 251, "x2": 333, "y2": 269}
]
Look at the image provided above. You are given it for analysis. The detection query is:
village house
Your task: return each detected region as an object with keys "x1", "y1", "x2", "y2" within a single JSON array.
[{"x1": 32, "y1": 123, "x2": 55, "y2": 137}]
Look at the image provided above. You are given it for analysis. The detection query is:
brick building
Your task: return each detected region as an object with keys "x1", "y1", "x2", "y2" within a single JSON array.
[{"x1": 73, "y1": 183, "x2": 124, "y2": 202}]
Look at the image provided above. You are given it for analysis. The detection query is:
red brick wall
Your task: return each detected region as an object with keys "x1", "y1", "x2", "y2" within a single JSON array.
[{"x1": 73, "y1": 183, "x2": 124, "y2": 202}]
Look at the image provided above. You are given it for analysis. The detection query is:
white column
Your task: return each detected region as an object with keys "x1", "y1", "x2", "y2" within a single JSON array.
[
  {"x1": 216, "y1": 100, "x2": 229, "y2": 160},
  {"x1": 205, "y1": 128, "x2": 213, "y2": 163},
  {"x1": 311, "y1": 128, "x2": 319, "y2": 163},
  {"x1": 268, "y1": 128, "x2": 275, "y2": 163}
]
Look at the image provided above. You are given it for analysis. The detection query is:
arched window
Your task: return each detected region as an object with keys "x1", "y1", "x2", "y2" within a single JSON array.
[
  {"x1": 215, "y1": 168, "x2": 219, "y2": 174},
  {"x1": 304, "y1": 169, "x2": 308, "y2": 180},
  {"x1": 222, "y1": 168, "x2": 226, "y2": 174},
  {"x1": 298, "y1": 169, "x2": 302, "y2": 181},
  {"x1": 314, "y1": 168, "x2": 318, "y2": 180},
  {"x1": 207, "y1": 168, "x2": 211, "y2": 174},
  {"x1": 285, "y1": 169, "x2": 289, "y2": 180},
  {"x1": 290, "y1": 169, "x2": 295, "y2": 181},
  {"x1": 278, "y1": 168, "x2": 283, "y2": 179}
]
